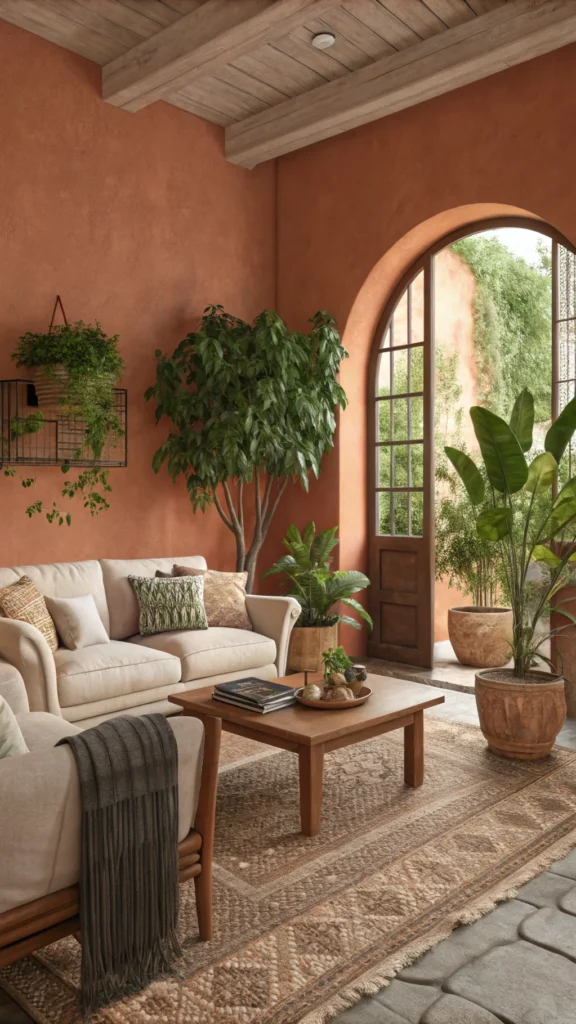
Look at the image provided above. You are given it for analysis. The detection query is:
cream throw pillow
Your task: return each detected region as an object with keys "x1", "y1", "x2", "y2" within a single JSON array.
[
  {"x1": 0, "y1": 696, "x2": 28, "y2": 759},
  {"x1": 45, "y1": 594, "x2": 110, "y2": 650},
  {"x1": 0, "y1": 575, "x2": 58, "y2": 652},
  {"x1": 173, "y1": 566, "x2": 252, "y2": 630}
]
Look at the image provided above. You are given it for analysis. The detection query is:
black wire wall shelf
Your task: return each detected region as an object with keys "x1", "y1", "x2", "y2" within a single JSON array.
[{"x1": 0, "y1": 379, "x2": 128, "y2": 468}]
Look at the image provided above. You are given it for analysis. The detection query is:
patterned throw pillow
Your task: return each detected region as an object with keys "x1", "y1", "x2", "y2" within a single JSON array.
[
  {"x1": 0, "y1": 695, "x2": 28, "y2": 759},
  {"x1": 173, "y1": 566, "x2": 252, "y2": 630},
  {"x1": 0, "y1": 576, "x2": 58, "y2": 652},
  {"x1": 129, "y1": 575, "x2": 208, "y2": 636}
]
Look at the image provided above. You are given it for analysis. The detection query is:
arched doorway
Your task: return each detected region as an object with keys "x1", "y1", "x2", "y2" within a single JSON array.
[{"x1": 367, "y1": 217, "x2": 576, "y2": 668}]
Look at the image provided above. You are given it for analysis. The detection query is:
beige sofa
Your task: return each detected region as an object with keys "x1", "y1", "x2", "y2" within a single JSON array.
[
  {"x1": 0, "y1": 557, "x2": 300, "y2": 728},
  {"x1": 0, "y1": 668, "x2": 204, "y2": 918}
]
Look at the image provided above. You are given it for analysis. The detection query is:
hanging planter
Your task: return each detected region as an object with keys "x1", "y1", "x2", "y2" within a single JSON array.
[
  {"x1": 6, "y1": 296, "x2": 126, "y2": 525},
  {"x1": 11, "y1": 295, "x2": 125, "y2": 462}
]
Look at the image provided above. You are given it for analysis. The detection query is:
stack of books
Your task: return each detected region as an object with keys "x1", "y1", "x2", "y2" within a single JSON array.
[{"x1": 212, "y1": 677, "x2": 297, "y2": 714}]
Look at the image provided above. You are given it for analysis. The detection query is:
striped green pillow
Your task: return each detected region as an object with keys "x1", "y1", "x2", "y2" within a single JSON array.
[
  {"x1": 0, "y1": 696, "x2": 28, "y2": 759},
  {"x1": 129, "y1": 575, "x2": 208, "y2": 636}
]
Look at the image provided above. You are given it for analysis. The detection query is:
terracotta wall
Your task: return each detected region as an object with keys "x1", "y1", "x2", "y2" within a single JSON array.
[
  {"x1": 270, "y1": 43, "x2": 576, "y2": 654},
  {"x1": 0, "y1": 21, "x2": 275, "y2": 569}
]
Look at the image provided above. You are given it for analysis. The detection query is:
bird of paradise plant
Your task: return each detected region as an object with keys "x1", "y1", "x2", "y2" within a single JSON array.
[{"x1": 445, "y1": 388, "x2": 576, "y2": 679}]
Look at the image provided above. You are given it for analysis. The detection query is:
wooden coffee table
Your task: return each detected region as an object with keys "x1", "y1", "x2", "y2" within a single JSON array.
[{"x1": 170, "y1": 673, "x2": 444, "y2": 837}]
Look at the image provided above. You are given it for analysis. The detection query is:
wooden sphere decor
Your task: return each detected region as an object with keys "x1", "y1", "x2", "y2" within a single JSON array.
[
  {"x1": 448, "y1": 607, "x2": 513, "y2": 668},
  {"x1": 475, "y1": 670, "x2": 567, "y2": 760}
]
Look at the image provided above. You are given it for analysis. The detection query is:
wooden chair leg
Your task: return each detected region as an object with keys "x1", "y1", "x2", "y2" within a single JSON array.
[
  {"x1": 187, "y1": 713, "x2": 221, "y2": 942},
  {"x1": 194, "y1": 863, "x2": 213, "y2": 941}
]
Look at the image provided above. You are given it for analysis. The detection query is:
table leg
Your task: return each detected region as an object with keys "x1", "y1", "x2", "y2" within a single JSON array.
[
  {"x1": 298, "y1": 744, "x2": 324, "y2": 837},
  {"x1": 404, "y1": 710, "x2": 424, "y2": 787}
]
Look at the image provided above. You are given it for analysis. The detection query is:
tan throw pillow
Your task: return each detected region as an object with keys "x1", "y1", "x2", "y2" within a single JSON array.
[
  {"x1": 173, "y1": 566, "x2": 252, "y2": 630},
  {"x1": 0, "y1": 576, "x2": 58, "y2": 652}
]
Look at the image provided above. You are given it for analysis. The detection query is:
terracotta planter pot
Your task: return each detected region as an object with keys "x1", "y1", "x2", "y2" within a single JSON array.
[
  {"x1": 33, "y1": 364, "x2": 68, "y2": 407},
  {"x1": 287, "y1": 624, "x2": 338, "y2": 673},
  {"x1": 475, "y1": 669, "x2": 567, "y2": 760},
  {"x1": 448, "y1": 606, "x2": 513, "y2": 668}
]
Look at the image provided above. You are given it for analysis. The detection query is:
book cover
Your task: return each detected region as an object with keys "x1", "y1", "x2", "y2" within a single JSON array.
[
  {"x1": 214, "y1": 677, "x2": 296, "y2": 704},
  {"x1": 212, "y1": 693, "x2": 295, "y2": 714}
]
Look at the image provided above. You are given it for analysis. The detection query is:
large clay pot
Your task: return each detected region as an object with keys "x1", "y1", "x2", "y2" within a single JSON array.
[
  {"x1": 33, "y1": 364, "x2": 68, "y2": 407},
  {"x1": 475, "y1": 669, "x2": 567, "y2": 760},
  {"x1": 287, "y1": 624, "x2": 338, "y2": 673},
  {"x1": 448, "y1": 606, "x2": 513, "y2": 668}
]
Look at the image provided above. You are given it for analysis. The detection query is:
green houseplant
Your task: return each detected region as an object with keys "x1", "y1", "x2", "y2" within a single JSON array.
[
  {"x1": 146, "y1": 306, "x2": 347, "y2": 593},
  {"x1": 8, "y1": 315, "x2": 125, "y2": 525},
  {"x1": 265, "y1": 523, "x2": 372, "y2": 673},
  {"x1": 445, "y1": 387, "x2": 576, "y2": 758},
  {"x1": 436, "y1": 477, "x2": 512, "y2": 668},
  {"x1": 12, "y1": 319, "x2": 125, "y2": 461}
]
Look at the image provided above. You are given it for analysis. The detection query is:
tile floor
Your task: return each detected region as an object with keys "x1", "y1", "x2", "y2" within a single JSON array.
[{"x1": 2, "y1": 691, "x2": 575, "y2": 1024}]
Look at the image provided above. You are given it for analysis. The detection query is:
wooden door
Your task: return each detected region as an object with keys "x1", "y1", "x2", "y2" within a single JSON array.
[{"x1": 368, "y1": 259, "x2": 435, "y2": 667}]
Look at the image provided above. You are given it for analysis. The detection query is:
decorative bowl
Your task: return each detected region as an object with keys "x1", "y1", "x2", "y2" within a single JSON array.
[{"x1": 294, "y1": 685, "x2": 372, "y2": 709}]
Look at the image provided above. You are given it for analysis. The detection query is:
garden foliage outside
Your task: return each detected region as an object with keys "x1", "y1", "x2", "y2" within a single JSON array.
[{"x1": 378, "y1": 232, "x2": 554, "y2": 608}]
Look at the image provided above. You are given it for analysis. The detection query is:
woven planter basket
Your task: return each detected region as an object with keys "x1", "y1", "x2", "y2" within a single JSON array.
[
  {"x1": 287, "y1": 623, "x2": 338, "y2": 673},
  {"x1": 33, "y1": 364, "x2": 68, "y2": 407}
]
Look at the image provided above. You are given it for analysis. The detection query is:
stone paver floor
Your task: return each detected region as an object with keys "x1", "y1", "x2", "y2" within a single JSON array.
[
  {"x1": 334, "y1": 689, "x2": 576, "y2": 1024},
  {"x1": 2, "y1": 691, "x2": 576, "y2": 1024}
]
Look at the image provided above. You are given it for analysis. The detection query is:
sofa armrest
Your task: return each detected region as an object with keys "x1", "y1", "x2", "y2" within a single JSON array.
[
  {"x1": 245, "y1": 594, "x2": 300, "y2": 676},
  {"x1": 0, "y1": 619, "x2": 60, "y2": 716},
  {"x1": 0, "y1": 663, "x2": 29, "y2": 714},
  {"x1": 0, "y1": 715, "x2": 205, "y2": 916}
]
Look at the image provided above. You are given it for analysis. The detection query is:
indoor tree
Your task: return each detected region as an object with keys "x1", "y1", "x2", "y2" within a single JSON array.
[{"x1": 146, "y1": 306, "x2": 347, "y2": 591}]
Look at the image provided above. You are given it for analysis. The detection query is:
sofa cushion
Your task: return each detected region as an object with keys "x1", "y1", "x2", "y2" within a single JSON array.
[
  {"x1": 174, "y1": 566, "x2": 252, "y2": 630},
  {"x1": 131, "y1": 627, "x2": 276, "y2": 683},
  {"x1": 17, "y1": 711, "x2": 81, "y2": 749},
  {"x1": 129, "y1": 574, "x2": 208, "y2": 635},
  {"x1": 54, "y1": 640, "x2": 181, "y2": 707},
  {"x1": 46, "y1": 594, "x2": 109, "y2": 650},
  {"x1": 0, "y1": 560, "x2": 110, "y2": 635},
  {"x1": 62, "y1": 682, "x2": 185, "y2": 724},
  {"x1": 0, "y1": 576, "x2": 58, "y2": 652},
  {"x1": 100, "y1": 556, "x2": 207, "y2": 640}
]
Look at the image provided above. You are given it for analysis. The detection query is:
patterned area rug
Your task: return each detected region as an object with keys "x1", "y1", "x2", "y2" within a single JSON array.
[{"x1": 3, "y1": 719, "x2": 576, "y2": 1024}]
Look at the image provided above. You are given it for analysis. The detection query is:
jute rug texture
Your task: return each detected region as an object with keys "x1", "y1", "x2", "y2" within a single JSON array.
[{"x1": 2, "y1": 718, "x2": 576, "y2": 1024}]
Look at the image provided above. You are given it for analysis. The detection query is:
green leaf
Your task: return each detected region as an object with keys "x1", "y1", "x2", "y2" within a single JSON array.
[
  {"x1": 476, "y1": 507, "x2": 511, "y2": 541},
  {"x1": 509, "y1": 388, "x2": 534, "y2": 452},
  {"x1": 525, "y1": 452, "x2": 557, "y2": 493},
  {"x1": 444, "y1": 447, "x2": 484, "y2": 505},
  {"x1": 340, "y1": 597, "x2": 373, "y2": 630},
  {"x1": 532, "y1": 544, "x2": 561, "y2": 567},
  {"x1": 548, "y1": 498, "x2": 576, "y2": 538},
  {"x1": 545, "y1": 395, "x2": 576, "y2": 464},
  {"x1": 470, "y1": 406, "x2": 528, "y2": 494}
]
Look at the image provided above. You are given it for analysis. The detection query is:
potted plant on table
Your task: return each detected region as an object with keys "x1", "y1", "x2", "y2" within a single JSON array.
[
  {"x1": 264, "y1": 523, "x2": 372, "y2": 673},
  {"x1": 446, "y1": 387, "x2": 576, "y2": 759},
  {"x1": 436, "y1": 470, "x2": 512, "y2": 668}
]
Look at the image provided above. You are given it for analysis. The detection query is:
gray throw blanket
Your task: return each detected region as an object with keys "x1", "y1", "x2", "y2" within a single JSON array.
[{"x1": 58, "y1": 714, "x2": 181, "y2": 1016}]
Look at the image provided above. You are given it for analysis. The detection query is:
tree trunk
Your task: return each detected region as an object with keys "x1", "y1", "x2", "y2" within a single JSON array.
[{"x1": 212, "y1": 475, "x2": 288, "y2": 593}]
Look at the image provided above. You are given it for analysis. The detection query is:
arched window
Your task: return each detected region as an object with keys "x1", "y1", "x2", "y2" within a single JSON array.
[{"x1": 368, "y1": 218, "x2": 576, "y2": 669}]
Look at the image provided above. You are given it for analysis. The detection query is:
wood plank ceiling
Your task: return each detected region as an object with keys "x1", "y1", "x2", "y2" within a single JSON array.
[{"x1": 0, "y1": 0, "x2": 575, "y2": 167}]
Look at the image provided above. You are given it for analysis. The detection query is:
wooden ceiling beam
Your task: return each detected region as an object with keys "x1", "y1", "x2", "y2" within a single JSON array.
[
  {"x1": 225, "y1": 0, "x2": 576, "y2": 168},
  {"x1": 102, "y1": 0, "x2": 334, "y2": 112}
]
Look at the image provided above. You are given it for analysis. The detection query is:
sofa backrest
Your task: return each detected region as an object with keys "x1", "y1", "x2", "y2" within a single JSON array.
[
  {"x1": 100, "y1": 556, "x2": 207, "y2": 639},
  {"x1": 0, "y1": 560, "x2": 110, "y2": 634}
]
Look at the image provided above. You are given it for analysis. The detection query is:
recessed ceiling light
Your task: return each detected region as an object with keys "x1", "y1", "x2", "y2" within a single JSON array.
[{"x1": 312, "y1": 32, "x2": 336, "y2": 50}]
